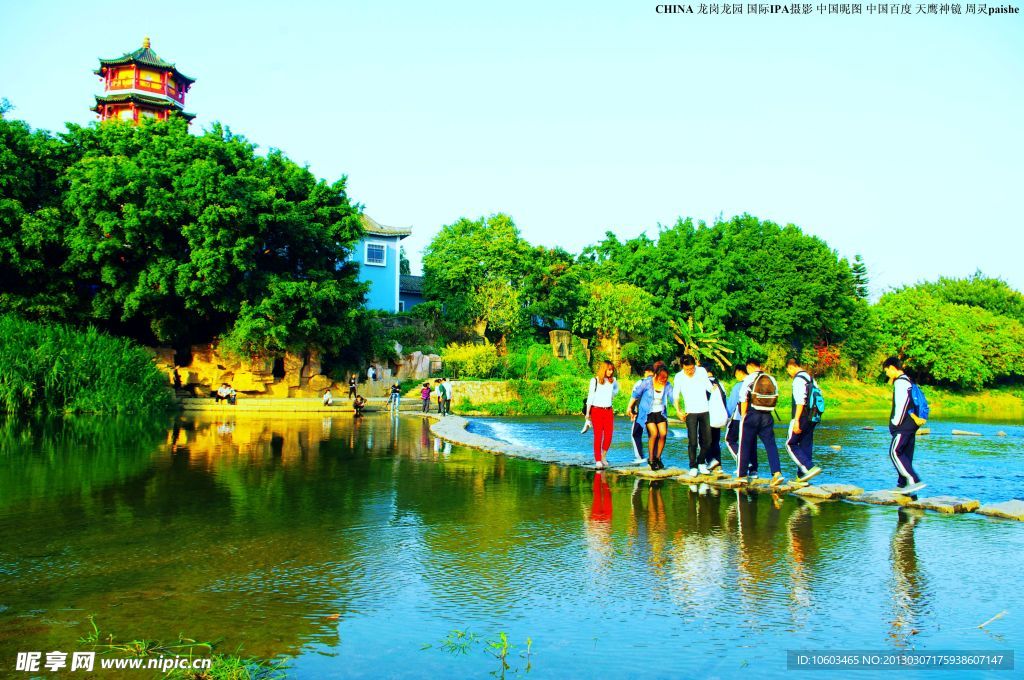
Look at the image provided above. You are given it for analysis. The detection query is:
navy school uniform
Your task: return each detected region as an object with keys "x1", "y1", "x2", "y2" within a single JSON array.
[
  {"x1": 889, "y1": 374, "x2": 922, "y2": 487},
  {"x1": 785, "y1": 371, "x2": 817, "y2": 476},
  {"x1": 737, "y1": 373, "x2": 782, "y2": 476}
]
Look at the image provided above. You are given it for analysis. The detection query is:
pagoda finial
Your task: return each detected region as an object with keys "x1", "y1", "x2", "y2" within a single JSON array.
[{"x1": 143, "y1": 36, "x2": 151, "y2": 49}]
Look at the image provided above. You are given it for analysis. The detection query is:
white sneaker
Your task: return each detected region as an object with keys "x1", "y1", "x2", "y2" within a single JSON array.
[
  {"x1": 698, "y1": 464, "x2": 710, "y2": 475},
  {"x1": 707, "y1": 459, "x2": 721, "y2": 471},
  {"x1": 904, "y1": 481, "x2": 927, "y2": 494},
  {"x1": 581, "y1": 420, "x2": 592, "y2": 434},
  {"x1": 633, "y1": 455, "x2": 646, "y2": 464},
  {"x1": 688, "y1": 468, "x2": 699, "y2": 478}
]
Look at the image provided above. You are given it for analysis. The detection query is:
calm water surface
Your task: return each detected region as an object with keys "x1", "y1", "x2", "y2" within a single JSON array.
[{"x1": 0, "y1": 413, "x2": 1021, "y2": 679}]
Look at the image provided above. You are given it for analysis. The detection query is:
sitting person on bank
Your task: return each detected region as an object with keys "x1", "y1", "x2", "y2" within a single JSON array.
[
  {"x1": 323, "y1": 388, "x2": 334, "y2": 407},
  {"x1": 214, "y1": 383, "x2": 229, "y2": 403},
  {"x1": 353, "y1": 394, "x2": 366, "y2": 416},
  {"x1": 226, "y1": 386, "x2": 237, "y2": 405}
]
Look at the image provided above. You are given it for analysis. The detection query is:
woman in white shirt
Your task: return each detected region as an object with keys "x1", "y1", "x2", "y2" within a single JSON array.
[{"x1": 584, "y1": 360, "x2": 620, "y2": 469}]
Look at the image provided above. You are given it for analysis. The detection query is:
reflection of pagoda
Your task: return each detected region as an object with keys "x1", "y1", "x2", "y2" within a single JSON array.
[{"x1": 92, "y1": 37, "x2": 195, "y2": 123}]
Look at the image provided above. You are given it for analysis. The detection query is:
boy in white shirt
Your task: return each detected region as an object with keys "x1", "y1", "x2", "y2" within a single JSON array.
[{"x1": 673, "y1": 355, "x2": 713, "y2": 477}]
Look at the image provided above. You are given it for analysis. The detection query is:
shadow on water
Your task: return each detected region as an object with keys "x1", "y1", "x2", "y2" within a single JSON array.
[{"x1": 0, "y1": 413, "x2": 1019, "y2": 678}]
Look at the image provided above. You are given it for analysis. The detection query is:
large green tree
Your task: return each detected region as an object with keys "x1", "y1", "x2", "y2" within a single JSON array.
[
  {"x1": 0, "y1": 114, "x2": 367, "y2": 355},
  {"x1": 422, "y1": 213, "x2": 533, "y2": 343}
]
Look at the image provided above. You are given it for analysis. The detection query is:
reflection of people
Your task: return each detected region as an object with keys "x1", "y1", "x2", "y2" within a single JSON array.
[
  {"x1": 389, "y1": 383, "x2": 401, "y2": 412},
  {"x1": 590, "y1": 471, "x2": 613, "y2": 522},
  {"x1": 890, "y1": 509, "x2": 925, "y2": 647},
  {"x1": 353, "y1": 394, "x2": 366, "y2": 416}
]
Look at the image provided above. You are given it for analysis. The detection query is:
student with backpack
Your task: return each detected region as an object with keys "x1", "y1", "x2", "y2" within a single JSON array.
[
  {"x1": 584, "y1": 360, "x2": 620, "y2": 469},
  {"x1": 784, "y1": 358, "x2": 824, "y2": 482},
  {"x1": 724, "y1": 365, "x2": 747, "y2": 464},
  {"x1": 883, "y1": 357, "x2": 927, "y2": 494},
  {"x1": 737, "y1": 358, "x2": 785, "y2": 486}
]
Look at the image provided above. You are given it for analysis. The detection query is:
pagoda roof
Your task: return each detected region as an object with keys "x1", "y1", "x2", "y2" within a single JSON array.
[
  {"x1": 95, "y1": 38, "x2": 195, "y2": 86},
  {"x1": 93, "y1": 93, "x2": 196, "y2": 121},
  {"x1": 360, "y1": 214, "x2": 411, "y2": 238}
]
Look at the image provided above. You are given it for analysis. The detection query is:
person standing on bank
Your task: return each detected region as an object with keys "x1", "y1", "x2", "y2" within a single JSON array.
[
  {"x1": 420, "y1": 382, "x2": 432, "y2": 413},
  {"x1": 348, "y1": 373, "x2": 358, "y2": 399},
  {"x1": 725, "y1": 365, "x2": 747, "y2": 464},
  {"x1": 785, "y1": 358, "x2": 823, "y2": 482},
  {"x1": 442, "y1": 378, "x2": 453, "y2": 415},
  {"x1": 628, "y1": 365, "x2": 674, "y2": 471},
  {"x1": 737, "y1": 358, "x2": 784, "y2": 486},
  {"x1": 629, "y1": 364, "x2": 655, "y2": 463},
  {"x1": 585, "y1": 360, "x2": 620, "y2": 469},
  {"x1": 673, "y1": 355, "x2": 714, "y2": 478},
  {"x1": 883, "y1": 357, "x2": 927, "y2": 494}
]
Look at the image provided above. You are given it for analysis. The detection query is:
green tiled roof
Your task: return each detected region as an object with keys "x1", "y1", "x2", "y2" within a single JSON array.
[
  {"x1": 93, "y1": 93, "x2": 196, "y2": 121},
  {"x1": 95, "y1": 38, "x2": 195, "y2": 86},
  {"x1": 361, "y1": 214, "x2": 411, "y2": 238}
]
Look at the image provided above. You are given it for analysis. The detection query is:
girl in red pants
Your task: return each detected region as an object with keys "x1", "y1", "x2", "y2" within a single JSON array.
[{"x1": 584, "y1": 360, "x2": 620, "y2": 468}]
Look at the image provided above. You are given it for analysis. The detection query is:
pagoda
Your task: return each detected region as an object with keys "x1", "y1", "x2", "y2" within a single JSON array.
[{"x1": 92, "y1": 37, "x2": 195, "y2": 123}]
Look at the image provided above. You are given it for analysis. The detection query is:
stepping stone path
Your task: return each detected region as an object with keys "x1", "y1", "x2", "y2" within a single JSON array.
[
  {"x1": 908, "y1": 496, "x2": 981, "y2": 514},
  {"x1": 793, "y1": 484, "x2": 864, "y2": 500},
  {"x1": 854, "y1": 491, "x2": 913, "y2": 506},
  {"x1": 976, "y1": 500, "x2": 1024, "y2": 521},
  {"x1": 951, "y1": 429, "x2": 982, "y2": 436},
  {"x1": 916, "y1": 428, "x2": 930, "y2": 436}
]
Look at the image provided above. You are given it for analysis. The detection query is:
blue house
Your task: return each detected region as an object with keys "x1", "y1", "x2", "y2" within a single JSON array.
[
  {"x1": 399, "y1": 275, "x2": 425, "y2": 311},
  {"x1": 356, "y1": 214, "x2": 411, "y2": 313}
]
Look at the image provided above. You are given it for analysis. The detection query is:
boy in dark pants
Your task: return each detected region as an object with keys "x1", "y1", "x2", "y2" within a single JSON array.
[
  {"x1": 883, "y1": 357, "x2": 926, "y2": 494},
  {"x1": 784, "y1": 358, "x2": 823, "y2": 482},
  {"x1": 737, "y1": 358, "x2": 784, "y2": 486},
  {"x1": 725, "y1": 365, "x2": 747, "y2": 467}
]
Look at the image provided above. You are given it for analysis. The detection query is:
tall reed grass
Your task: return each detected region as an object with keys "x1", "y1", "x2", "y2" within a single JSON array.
[{"x1": 0, "y1": 314, "x2": 175, "y2": 414}]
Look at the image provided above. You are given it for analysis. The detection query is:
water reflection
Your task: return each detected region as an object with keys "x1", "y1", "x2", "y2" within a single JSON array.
[
  {"x1": 890, "y1": 509, "x2": 929, "y2": 648},
  {"x1": 0, "y1": 413, "x2": 1018, "y2": 679}
]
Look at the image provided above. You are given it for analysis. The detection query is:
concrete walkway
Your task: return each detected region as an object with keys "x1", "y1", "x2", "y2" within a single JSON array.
[
  {"x1": 180, "y1": 396, "x2": 435, "y2": 414},
  {"x1": 429, "y1": 415, "x2": 1024, "y2": 522}
]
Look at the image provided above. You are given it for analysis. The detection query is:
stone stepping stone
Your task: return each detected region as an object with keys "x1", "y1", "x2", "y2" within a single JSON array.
[
  {"x1": 855, "y1": 490, "x2": 913, "y2": 506},
  {"x1": 830, "y1": 445, "x2": 842, "y2": 451},
  {"x1": 709, "y1": 477, "x2": 747, "y2": 489},
  {"x1": 951, "y1": 429, "x2": 982, "y2": 436},
  {"x1": 860, "y1": 426, "x2": 876, "y2": 431},
  {"x1": 997, "y1": 431, "x2": 1007, "y2": 437},
  {"x1": 916, "y1": 428, "x2": 930, "y2": 436},
  {"x1": 976, "y1": 500, "x2": 1024, "y2": 521},
  {"x1": 793, "y1": 483, "x2": 864, "y2": 500},
  {"x1": 908, "y1": 496, "x2": 981, "y2": 514}
]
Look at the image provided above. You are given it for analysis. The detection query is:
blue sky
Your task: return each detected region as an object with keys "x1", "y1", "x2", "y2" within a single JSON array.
[{"x1": 2, "y1": 0, "x2": 1021, "y2": 297}]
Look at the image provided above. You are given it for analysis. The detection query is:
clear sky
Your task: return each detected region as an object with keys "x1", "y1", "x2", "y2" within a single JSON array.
[{"x1": 2, "y1": 0, "x2": 1022, "y2": 298}]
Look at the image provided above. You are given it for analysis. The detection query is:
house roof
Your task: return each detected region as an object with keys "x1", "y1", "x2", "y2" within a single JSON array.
[
  {"x1": 93, "y1": 93, "x2": 196, "y2": 121},
  {"x1": 96, "y1": 37, "x2": 196, "y2": 86},
  {"x1": 361, "y1": 213, "x2": 411, "y2": 238},
  {"x1": 400, "y1": 275, "x2": 424, "y2": 294}
]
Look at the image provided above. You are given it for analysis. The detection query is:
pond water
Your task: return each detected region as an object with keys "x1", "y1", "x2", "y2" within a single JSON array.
[
  {"x1": 0, "y1": 413, "x2": 1021, "y2": 679},
  {"x1": 471, "y1": 416, "x2": 1024, "y2": 504}
]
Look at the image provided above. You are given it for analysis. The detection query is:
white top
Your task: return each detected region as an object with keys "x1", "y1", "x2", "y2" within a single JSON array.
[
  {"x1": 673, "y1": 367, "x2": 712, "y2": 414},
  {"x1": 892, "y1": 375, "x2": 911, "y2": 426},
  {"x1": 651, "y1": 386, "x2": 665, "y2": 413},
  {"x1": 792, "y1": 371, "x2": 811, "y2": 406},
  {"x1": 587, "y1": 378, "x2": 620, "y2": 408}
]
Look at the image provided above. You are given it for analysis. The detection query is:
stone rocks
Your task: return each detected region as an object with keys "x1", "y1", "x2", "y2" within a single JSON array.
[
  {"x1": 951, "y1": 429, "x2": 982, "y2": 436},
  {"x1": 860, "y1": 426, "x2": 875, "y2": 431},
  {"x1": 916, "y1": 428, "x2": 930, "y2": 436},
  {"x1": 308, "y1": 375, "x2": 332, "y2": 392},
  {"x1": 549, "y1": 330, "x2": 573, "y2": 358},
  {"x1": 395, "y1": 351, "x2": 442, "y2": 381},
  {"x1": 793, "y1": 484, "x2": 864, "y2": 500},
  {"x1": 976, "y1": 500, "x2": 1024, "y2": 521},
  {"x1": 830, "y1": 445, "x2": 842, "y2": 451},
  {"x1": 908, "y1": 496, "x2": 981, "y2": 514},
  {"x1": 997, "y1": 431, "x2": 1007, "y2": 437},
  {"x1": 855, "y1": 491, "x2": 913, "y2": 506}
]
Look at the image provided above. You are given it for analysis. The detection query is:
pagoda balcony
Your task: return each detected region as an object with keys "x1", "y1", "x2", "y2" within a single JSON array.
[{"x1": 106, "y1": 77, "x2": 186, "y2": 104}]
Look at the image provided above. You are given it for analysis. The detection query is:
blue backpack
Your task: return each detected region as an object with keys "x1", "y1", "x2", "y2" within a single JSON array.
[
  {"x1": 909, "y1": 381, "x2": 930, "y2": 420},
  {"x1": 797, "y1": 374, "x2": 826, "y2": 424}
]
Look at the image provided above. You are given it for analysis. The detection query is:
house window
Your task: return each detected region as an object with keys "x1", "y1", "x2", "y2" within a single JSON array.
[
  {"x1": 398, "y1": 300, "x2": 406, "y2": 312},
  {"x1": 365, "y1": 242, "x2": 386, "y2": 267}
]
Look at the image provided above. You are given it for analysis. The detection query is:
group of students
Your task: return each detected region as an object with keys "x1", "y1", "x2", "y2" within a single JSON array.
[
  {"x1": 583, "y1": 355, "x2": 927, "y2": 494},
  {"x1": 421, "y1": 378, "x2": 453, "y2": 415}
]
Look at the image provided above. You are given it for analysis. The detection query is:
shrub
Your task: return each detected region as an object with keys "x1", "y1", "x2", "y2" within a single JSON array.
[
  {"x1": 443, "y1": 341, "x2": 501, "y2": 378},
  {"x1": 0, "y1": 314, "x2": 175, "y2": 414}
]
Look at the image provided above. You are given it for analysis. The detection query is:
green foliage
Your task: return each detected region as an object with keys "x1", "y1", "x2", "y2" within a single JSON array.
[
  {"x1": 498, "y1": 339, "x2": 591, "y2": 380},
  {"x1": 670, "y1": 316, "x2": 735, "y2": 371},
  {"x1": 0, "y1": 114, "x2": 367, "y2": 355},
  {"x1": 573, "y1": 281, "x2": 655, "y2": 361},
  {"x1": 916, "y1": 272, "x2": 1024, "y2": 323},
  {"x1": 876, "y1": 287, "x2": 1024, "y2": 389},
  {"x1": 422, "y1": 213, "x2": 533, "y2": 341},
  {"x1": 0, "y1": 314, "x2": 175, "y2": 414},
  {"x1": 443, "y1": 341, "x2": 501, "y2": 378}
]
